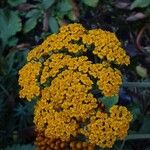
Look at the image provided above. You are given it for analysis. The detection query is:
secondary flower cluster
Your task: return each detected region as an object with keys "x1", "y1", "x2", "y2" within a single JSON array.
[
  {"x1": 81, "y1": 106, "x2": 132, "y2": 148},
  {"x1": 18, "y1": 23, "x2": 132, "y2": 149},
  {"x1": 18, "y1": 61, "x2": 41, "y2": 100}
]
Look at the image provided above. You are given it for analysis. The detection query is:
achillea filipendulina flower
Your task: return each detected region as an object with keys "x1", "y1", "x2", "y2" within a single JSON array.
[
  {"x1": 18, "y1": 23, "x2": 132, "y2": 149},
  {"x1": 81, "y1": 105, "x2": 132, "y2": 148}
]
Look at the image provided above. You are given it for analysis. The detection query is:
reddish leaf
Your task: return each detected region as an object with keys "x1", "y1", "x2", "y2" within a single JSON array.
[{"x1": 115, "y1": 1, "x2": 130, "y2": 9}]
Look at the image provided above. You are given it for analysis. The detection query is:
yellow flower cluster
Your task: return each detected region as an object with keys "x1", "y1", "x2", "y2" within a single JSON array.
[
  {"x1": 34, "y1": 69, "x2": 97, "y2": 141},
  {"x1": 97, "y1": 67, "x2": 122, "y2": 96},
  {"x1": 18, "y1": 61, "x2": 41, "y2": 100},
  {"x1": 82, "y1": 29, "x2": 130, "y2": 65},
  {"x1": 27, "y1": 23, "x2": 86, "y2": 61},
  {"x1": 27, "y1": 23, "x2": 129, "y2": 65},
  {"x1": 18, "y1": 23, "x2": 132, "y2": 149},
  {"x1": 81, "y1": 105, "x2": 132, "y2": 148},
  {"x1": 40, "y1": 53, "x2": 122, "y2": 97},
  {"x1": 40, "y1": 54, "x2": 92, "y2": 83},
  {"x1": 109, "y1": 105, "x2": 133, "y2": 140}
]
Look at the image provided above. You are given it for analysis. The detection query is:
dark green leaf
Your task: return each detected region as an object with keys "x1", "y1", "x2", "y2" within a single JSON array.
[
  {"x1": 49, "y1": 16, "x2": 59, "y2": 33},
  {"x1": 23, "y1": 18, "x2": 37, "y2": 33},
  {"x1": 139, "y1": 116, "x2": 150, "y2": 133},
  {"x1": 130, "y1": 105, "x2": 140, "y2": 121},
  {"x1": 58, "y1": 0, "x2": 72, "y2": 12},
  {"x1": 3, "y1": 50, "x2": 27, "y2": 75},
  {"x1": 5, "y1": 50, "x2": 16, "y2": 74},
  {"x1": 13, "y1": 100, "x2": 35, "y2": 128},
  {"x1": 26, "y1": 9, "x2": 41, "y2": 18},
  {"x1": 0, "y1": 84, "x2": 9, "y2": 96},
  {"x1": 130, "y1": 0, "x2": 150, "y2": 9},
  {"x1": 41, "y1": 0, "x2": 55, "y2": 9},
  {"x1": 120, "y1": 134, "x2": 150, "y2": 150},
  {"x1": 8, "y1": 0, "x2": 26, "y2": 7},
  {"x1": 0, "y1": 10, "x2": 22, "y2": 50},
  {"x1": 82, "y1": 0, "x2": 99, "y2": 7},
  {"x1": 8, "y1": 37, "x2": 18, "y2": 47},
  {"x1": 100, "y1": 96, "x2": 119, "y2": 110},
  {"x1": 144, "y1": 7, "x2": 150, "y2": 14},
  {"x1": 24, "y1": 9, "x2": 40, "y2": 33}
]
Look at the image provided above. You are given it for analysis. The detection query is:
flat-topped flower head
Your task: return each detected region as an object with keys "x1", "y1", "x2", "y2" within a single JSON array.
[{"x1": 18, "y1": 23, "x2": 132, "y2": 149}]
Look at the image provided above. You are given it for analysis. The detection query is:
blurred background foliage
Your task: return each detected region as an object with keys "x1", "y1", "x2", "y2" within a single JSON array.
[{"x1": 0, "y1": 0, "x2": 150, "y2": 149}]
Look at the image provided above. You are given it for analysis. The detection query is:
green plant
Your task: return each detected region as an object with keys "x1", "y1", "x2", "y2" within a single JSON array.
[
  {"x1": 0, "y1": 10, "x2": 22, "y2": 51},
  {"x1": 22, "y1": 0, "x2": 101, "y2": 33},
  {"x1": 129, "y1": 0, "x2": 150, "y2": 21},
  {"x1": 5, "y1": 144, "x2": 35, "y2": 150},
  {"x1": 130, "y1": 0, "x2": 150, "y2": 10},
  {"x1": 81, "y1": 0, "x2": 100, "y2": 7},
  {"x1": 0, "y1": 49, "x2": 33, "y2": 148},
  {"x1": 23, "y1": 0, "x2": 74, "y2": 33}
]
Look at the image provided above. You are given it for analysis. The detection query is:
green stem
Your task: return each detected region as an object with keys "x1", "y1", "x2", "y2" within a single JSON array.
[
  {"x1": 120, "y1": 134, "x2": 150, "y2": 150},
  {"x1": 126, "y1": 134, "x2": 150, "y2": 140},
  {"x1": 122, "y1": 82, "x2": 150, "y2": 88}
]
